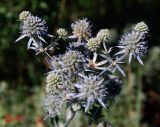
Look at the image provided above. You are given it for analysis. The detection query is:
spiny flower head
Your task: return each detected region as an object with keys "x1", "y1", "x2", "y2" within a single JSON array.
[
  {"x1": 134, "y1": 21, "x2": 148, "y2": 34},
  {"x1": 21, "y1": 15, "x2": 48, "y2": 37},
  {"x1": 43, "y1": 94, "x2": 64, "y2": 118},
  {"x1": 46, "y1": 72, "x2": 62, "y2": 93},
  {"x1": 19, "y1": 11, "x2": 31, "y2": 21},
  {"x1": 74, "y1": 74, "x2": 107, "y2": 112},
  {"x1": 16, "y1": 12, "x2": 54, "y2": 50},
  {"x1": 120, "y1": 31, "x2": 144, "y2": 45},
  {"x1": 87, "y1": 38, "x2": 100, "y2": 52},
  {"x1": 62, "y1": 50, "x2": 86, "y2": 73},
  {"x1": 130, "y1": 41, "x2": 148, "y2": 64},
  {"x1": 56, "y1": 28, "x2": 68, "y2": 39},
  {"x1": 96, "y1": 29, "x2": 111, "y2": 42},
  {"x1": 117, "y1": 31, "x2": 148, "y2": 65},
  {"x1": 71, "y1": 18, "x2": 91, "y2": 40}
]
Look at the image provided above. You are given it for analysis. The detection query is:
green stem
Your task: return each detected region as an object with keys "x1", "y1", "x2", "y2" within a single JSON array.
[
  {"x1": 135, "y1": 68, "x2": 143, "y2": 127},
  {"x1": 102, "y1": 41, "x2": 107, "y2": 53},
  {"x1": 50, "y1": 118, "x2": 59, "y2": 127},
  {"x1": 64, "y1": 107, "x2": 76, "y2": 127},
  {"x1": 44, "y1": 50, "x2": 53, "y2": 60}
]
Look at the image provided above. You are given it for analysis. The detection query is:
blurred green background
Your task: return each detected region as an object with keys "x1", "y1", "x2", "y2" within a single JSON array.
[{"x1": 0, "y1": 0, "x2": 160, "y2": 127}]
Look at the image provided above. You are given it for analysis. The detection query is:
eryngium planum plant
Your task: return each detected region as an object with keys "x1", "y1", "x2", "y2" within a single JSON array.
[{"x1": 15, "y1": 11, "x2": 149, "y2": 127}]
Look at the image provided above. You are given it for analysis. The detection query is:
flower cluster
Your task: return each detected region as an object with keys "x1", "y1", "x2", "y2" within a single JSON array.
[{"x1": 15, "y1": 11, "x2": 149, "y2": 127}]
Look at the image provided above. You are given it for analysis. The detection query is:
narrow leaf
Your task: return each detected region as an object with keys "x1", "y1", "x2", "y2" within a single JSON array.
[
  {"x1": 15, "y1": 34, "x2": 26, "y2": 42},
  {"x1": 137, "y1": 56, "x2": 143, "y2": 65}
]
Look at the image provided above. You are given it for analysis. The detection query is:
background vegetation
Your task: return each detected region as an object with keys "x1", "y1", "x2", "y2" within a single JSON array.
[{"x1": 0, "y1": 0, "x2": 159, "y2": 127}]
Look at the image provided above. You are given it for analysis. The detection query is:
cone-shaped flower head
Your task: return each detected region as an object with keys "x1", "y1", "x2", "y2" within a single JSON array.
[
  {"x1": 87, "y1": 38, "x2": 100, "y2": 52},
  {"x1": 56, "y1": 28, "x2": 68, "y2": 39},
  {"x1": 134, "y1": 21, "x2": 149, "y2": 34},
  {"x1": 71, "y1": 18, "x2": 91, "y2": 40},
  {"x1": 46, "y1": 72, "x2": 62, "y2": 93},
  {"x1": 96, "y1": 29, "x2": 111, "y2": 42},
  {"x1": 43, "y1": 94, "x2": 64, "y2": 118},
  {"x1": 62, "y1": 50, "x2": 86, "y2": 73},
  {"x1": 19, "y1": 11, "x2": 31, "y2": 21}
]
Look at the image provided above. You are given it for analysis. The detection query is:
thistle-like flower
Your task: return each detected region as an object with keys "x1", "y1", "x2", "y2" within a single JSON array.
[
  {"x1": 71, "y1": 18, "x2": 91, "y2": 41},
  {"x1": 16, "y1": 12, "x2": 52, "y2": 50},
  {"x1": 43, "y1": 94, "x2": 64, "y2": 118},
  {"x1": 117, "y1": 30, "x2": 148, "y2": 65},
  {"x1": 20, "y1": 15, "x2": 48, "y2": 38},
  {"x1": 96, "y1": 29, "x2": 111, "y2": 42},
  {"x1": 74, "y1": 74, "x2": 107, "y2": 112},
  {"x1": 56, "y1": 28, "x2": 68, "y2": 39},
  {"x1": 87, "y1": 38, "x2": 100, "y2": 52}
]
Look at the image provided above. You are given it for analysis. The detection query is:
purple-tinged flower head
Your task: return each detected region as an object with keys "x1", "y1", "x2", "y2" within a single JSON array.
[
  {"x1": 19, "y1": 11, "x2": 31, "y2": 21},
  {"x1": 119, "y1": 31, "x2": 145, "y2": 45},
  {"x1": 43, "y1": 94, "x2": 64, "y2": 118},
  {"x1": 74, "y1": 74, "x2": 107, "y2": 112},
  {"x1": 87, "y1": 38, "x2": 100, "y2": 52},
  {"x1": 96, "y1": 29, "x2": 111, "y2": 42},
  {"x1": 117, "y1": 30, "x2": 148, "y2": 65},
  {"x1": 134, "y1": 21, "x2": 149, "y2": 34},
  {"x1": 16, "y1": 12, "x2": 53, "y2": 49},
  {"x1": 71, "y1": 18, "x2": 91, "y2": 41},
  {"x1": 20, "y1": 15, "x2": 48, "y2": 38}
]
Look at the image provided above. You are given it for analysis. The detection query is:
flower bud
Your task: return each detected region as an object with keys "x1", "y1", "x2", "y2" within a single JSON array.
[
  {"x1": 134, "y1": 21, "x2": 148, "y2": 33},
  {"x1": 19, "y1": 11, "x2": 31, "y2": 21},
  {"x1": 96, "y1": 29, "x2": 111, "y2": 42}
]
